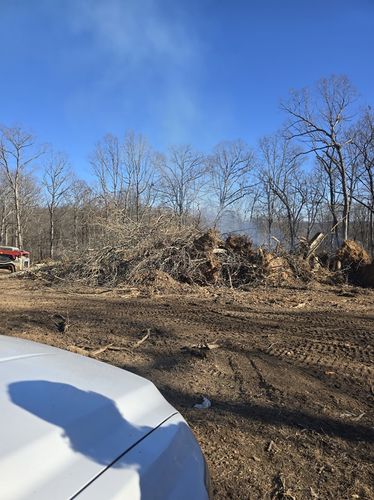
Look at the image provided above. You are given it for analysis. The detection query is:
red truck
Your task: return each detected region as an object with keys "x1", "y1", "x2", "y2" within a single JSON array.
[{"x1": 0, "y1": 246, "x2": 30, "y2": 273}]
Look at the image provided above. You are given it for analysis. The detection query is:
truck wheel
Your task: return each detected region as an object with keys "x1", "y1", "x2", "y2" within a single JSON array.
[{"x1": 9, "y1": 265, "x2": 16, "y2": 273}]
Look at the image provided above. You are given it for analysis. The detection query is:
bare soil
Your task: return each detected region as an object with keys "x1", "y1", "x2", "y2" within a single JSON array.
[{"x1": 1, "y1": 270, "x2": 373, "y2": 499}]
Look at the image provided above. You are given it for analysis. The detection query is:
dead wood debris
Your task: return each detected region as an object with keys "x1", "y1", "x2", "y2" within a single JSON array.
[
  {"x1": 267, "y1": 440, "x2": 277, "y2": 452},
  {"x1": 181, "y1": 341, "x2": 220, "y2": 359},
  {"x1": 190, "y1": 342, "x2": 220, "y2": 350},
  {"x1": 271, "y1": 472, "x2": 296, "y2": 500},
  {"x1": 134, "y1": 329, "x2": 151, "y2": 348},
  {"x1": 91, "y1": 344, "x2": 113, "y2": 356},
  {"x1": 23, "y1": 224, "x2": 373, "y2": 290},
  {"x1": 68, "y1": 343, "x2": 121, "y2": 357},
  {"x1": 53, "y1": 313, "x2": 69, "y2": 333}
]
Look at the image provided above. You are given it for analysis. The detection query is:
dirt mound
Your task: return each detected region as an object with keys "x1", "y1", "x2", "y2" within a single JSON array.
[{"x1": 336, "y1": 240, "x2": 371, "y2": 272}]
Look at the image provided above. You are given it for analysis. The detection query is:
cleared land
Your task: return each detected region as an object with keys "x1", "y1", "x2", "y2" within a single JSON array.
[{"x1": 1, "y1": 271, "x2": 373, "y2": 499}]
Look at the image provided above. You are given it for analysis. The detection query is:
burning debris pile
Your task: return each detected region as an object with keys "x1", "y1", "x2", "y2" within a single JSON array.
[{"x1": 24, "y1": 226, "x2": 373, "y2": 289}]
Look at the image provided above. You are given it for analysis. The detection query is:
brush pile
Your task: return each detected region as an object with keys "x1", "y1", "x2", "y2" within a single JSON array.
[
  {"x1": 24, "y1": 226, "x2": 298, "y2": 288},
  {"x1": 23, "y1": 222, "x2": 373, "y2": 289}
]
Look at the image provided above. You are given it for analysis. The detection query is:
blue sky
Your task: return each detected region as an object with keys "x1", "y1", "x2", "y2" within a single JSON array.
[{"x1": 0, "y1": 0, "x2": 373, "y2": 176}]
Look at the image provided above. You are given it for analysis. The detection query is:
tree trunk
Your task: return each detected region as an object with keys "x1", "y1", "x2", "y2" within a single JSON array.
[
  {"x1": 14, "y1": 186, "x2": 23, "y2": 249},
  {"x1": 49, "y1": 207, "x2": 55, "y2": 259},
  {"x1": 369, "y1": 208, "x2": 374, "y2": 258},
  {"x1": 0, "y1": 216, "x2": 5, "y2": 244},
  {"x1": 73, "y1": 208, "x2": 78, "y2": 251},
  {"x1": 336, "y1": 147, "x2": 350, "y2": 242}
]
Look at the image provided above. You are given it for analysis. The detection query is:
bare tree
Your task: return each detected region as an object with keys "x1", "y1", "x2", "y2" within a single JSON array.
[
  {"x1": 66, "y1": 179, "x2": 93, "y2": 251},
  {"x1": 0, "y1": 126, "x2": 43, "y2": 248},
  {"x1": 282, "y1": 75, "x2": 358, "y2": 242},
  {"x1": 260, "y1": 134, "x2": 307, "y2": 250},
  {"x1": 157, "y1": 145, "x2": 205, "y2": 224},
  {"x1": 351, "y1": 110, "x2": 374, "y2": 254},
  {"x1": 90, "y1": 134, "x2": 126, "y2": 211},
  {"x1": 208, "y1": 140, "x2": 255, "y2": 226},
  {"x1": 20, "y1": 173, "x2": 41, "y2": 239},
  {"x1": 43, "y1": 152, "x2": 71, "y2": 259},
  {"x1": 315, "y1": 153, "x2": 341, "y2": 247},
  {"x1": 0, "y1": 173, "x2": 13, "y2": 245},
  {"x1": 257, "y1": 171, "x2": 278, "y2": 247},
  {"x1": 123, "y1": 131, "x2": 155, "y2": 221},
  {"x1": 304, "y1": 166, "x2": 325, "y2": 240}
]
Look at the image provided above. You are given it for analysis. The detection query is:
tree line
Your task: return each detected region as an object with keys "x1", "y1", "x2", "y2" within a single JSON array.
[{"x1": 1, "y1": 75, "x2": 373, "y2": 261}]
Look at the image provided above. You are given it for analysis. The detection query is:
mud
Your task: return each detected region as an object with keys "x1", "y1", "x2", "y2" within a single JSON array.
[{"x1": 1, "y1": 271, "x2": 373, "y2": 499}]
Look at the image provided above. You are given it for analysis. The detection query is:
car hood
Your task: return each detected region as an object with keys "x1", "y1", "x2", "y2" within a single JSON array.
[{"x1": 0, "y1": 335, "x2": 176, "y2": 499}]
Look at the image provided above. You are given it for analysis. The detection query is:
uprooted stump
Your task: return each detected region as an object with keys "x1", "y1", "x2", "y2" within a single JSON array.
[
  {"x1": 335, "y1": 240, "x2": 371, "y2": 272},
  {"x1": 193, "y1": 229, "x2": 222, "y2": 253},
  {"x1": 262, "y1": 253, "x2": 299, "y2": 284},
  {"x1": 225, "y1": 234, "x2": 254, "y2": 257},
  {"x1": 315, "y1": 239, "x2": 374, "y2": 288}
]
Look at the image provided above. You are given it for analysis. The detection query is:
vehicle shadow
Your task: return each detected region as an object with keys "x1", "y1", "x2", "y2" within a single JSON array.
[
  {"x1": 8, "y1": 380, "x2": 148, "y2": 467},
  {"x1": 7, "y1": 380, "x2": 206, "y2": 499}
]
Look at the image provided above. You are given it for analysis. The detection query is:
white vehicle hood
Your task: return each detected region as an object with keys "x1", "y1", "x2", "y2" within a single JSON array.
[{"x1": 0, "y1": 335, "x2": 176, "y2": 499}]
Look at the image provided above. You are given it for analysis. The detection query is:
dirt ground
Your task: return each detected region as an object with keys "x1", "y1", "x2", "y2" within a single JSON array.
[{"x1": 1, "y1": 270, "x2": 373, "y2": 499}]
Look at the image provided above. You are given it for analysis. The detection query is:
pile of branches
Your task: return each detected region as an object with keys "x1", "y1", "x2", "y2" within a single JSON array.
[
  {"x1": 27, "y1": 216, "x2": 201, "y2": 286},
  {"x1": 25, "y1": 217, "x2": 373, "y2": 289},
  {"x1": 25, "y1": 218, "x2": 298, "y2": 288}
]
